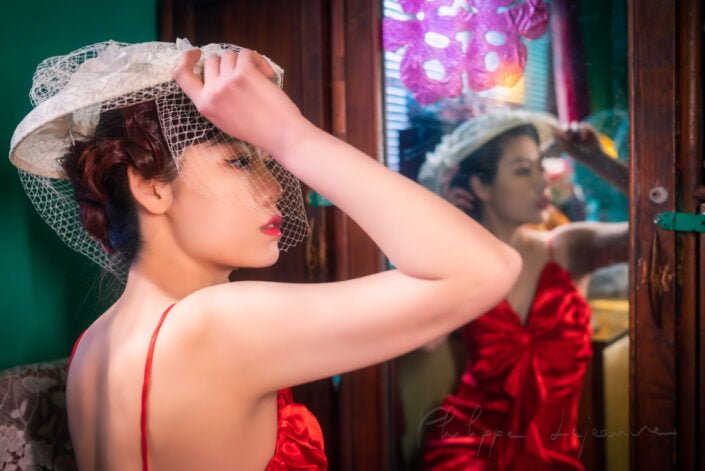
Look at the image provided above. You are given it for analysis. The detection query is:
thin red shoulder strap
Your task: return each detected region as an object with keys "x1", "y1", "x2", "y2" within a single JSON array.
[
  {"x1": 141, "y1": 303, "x2": 176, "y2": 471},
  {"x1": 68, "y1": 330, "x2": 88, "y2": 370}
]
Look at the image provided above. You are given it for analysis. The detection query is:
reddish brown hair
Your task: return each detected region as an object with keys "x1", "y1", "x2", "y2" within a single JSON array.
[{"x1": 61, "y1": 101, "x2": 178, "y2": 265}]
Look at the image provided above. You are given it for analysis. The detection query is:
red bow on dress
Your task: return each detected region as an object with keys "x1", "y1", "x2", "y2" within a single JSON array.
[{"x1": 266, "y1": 388, "x2": 328, "y2": 470}]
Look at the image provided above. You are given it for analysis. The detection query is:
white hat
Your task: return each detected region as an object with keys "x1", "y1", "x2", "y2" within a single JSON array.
[
  {"x1": 9, "y1": 40, "x2": 308, "y2": 281},
  {"x1": 10, "y1": 39, "x2": 284, "y2": 179},
  {"x1": 418, "y1": 109, "x2": 559, "y2": 193}
]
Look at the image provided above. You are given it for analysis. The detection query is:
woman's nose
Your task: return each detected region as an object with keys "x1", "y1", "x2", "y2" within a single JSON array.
[
  {"x1": 537, "y1": 168, "x2": 550, "y2": 190},
  {"x1": 258, "y1": 162, "x2": 283, "y2": 208}
]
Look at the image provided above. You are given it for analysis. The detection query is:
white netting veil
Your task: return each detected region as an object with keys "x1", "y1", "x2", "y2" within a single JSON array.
[{"x1": 9, "y1": 40, "x2": 310, "y2": 282}]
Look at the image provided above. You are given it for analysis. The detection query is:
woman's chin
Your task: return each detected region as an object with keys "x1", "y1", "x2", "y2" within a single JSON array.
[
  {"x1": 221, "y1": 254, "x2": 280, "y2": 272},
  {"x1": 532, "y1": 208, "x2": 549, "y2": 224},
  {"x1": 252, "y1": 249, "x2": 281, "y2": 268}
]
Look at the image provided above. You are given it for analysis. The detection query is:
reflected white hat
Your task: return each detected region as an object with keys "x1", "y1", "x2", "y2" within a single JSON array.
[{"x1": 418, "y1": 109, "x2": 559, "y2": 194}]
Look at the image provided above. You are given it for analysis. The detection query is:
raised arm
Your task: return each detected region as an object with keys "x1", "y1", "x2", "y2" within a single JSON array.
[
  {"x1": 551, "y1": 221, "x2": 628, "y2": 281},
  {"x1": 546, "y1": 122, "x2": 629, "y2": 279},
  {"x1": 172, "y1": 49, "x2": 522, "y2": 393}
]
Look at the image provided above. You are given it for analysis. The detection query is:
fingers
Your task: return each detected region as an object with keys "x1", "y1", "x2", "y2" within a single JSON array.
[
  {"x1": 542, "y1": 141, "x2": 562, "y2": 157},
  {"x1": 204, "y1": 54, "x2": 221, "y2": 83},
  {"x1": 553, "y1": 127, "x2": 569, "y2": 142},
  {"x1": 240, "y1": 48, "x2": 276, "y2": 80},
  {"x1": 578, "y1": 123, "x2": 598, "y2": 142},
  {"x1": 175, "y1": 47, "x2": 277, "y2": 91},
  {"x1": 559, "y1": 122, "x2": 579, "y2": 139},
  {"x1": 557, "y1": 122, "x2": 594, "y2": 148},
  {"x1": 444, "y1": 188, "x2": 475, "y2": 212},
  {"x1": 579, "y1": 126, "x2": 590, "y2": 141},
  {"x1": 220, "y1": 50, "x2": 238, "y2": 72},
  {"x1": 451, "y1": 199, "x2": 474, "y2": 212},
  {"x1": 258, "y1": 57, "x2": 277, "y2": 80},
  {"x1": 172, "y1": 48, "x2": 204, "y2": 98}
]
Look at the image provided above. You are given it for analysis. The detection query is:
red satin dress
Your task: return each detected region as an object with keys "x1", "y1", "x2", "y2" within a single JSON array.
[
  {"x1": 422, "y1": 260, "x2": 592, "y2": 471},
  {"x1": 68, "y1": 304, "x2": 328, "y2": 470}
]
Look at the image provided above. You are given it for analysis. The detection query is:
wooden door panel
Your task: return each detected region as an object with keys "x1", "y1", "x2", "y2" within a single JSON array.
[
  {"x1": 159, "y1": 1, "x2": 390, "y2": 469},
  {"x1": 629, "y1": 0, "x2": 703, "y2": 469},
  {"x1": 159, "y1": 1, "x2": 342, "y2": 467}
]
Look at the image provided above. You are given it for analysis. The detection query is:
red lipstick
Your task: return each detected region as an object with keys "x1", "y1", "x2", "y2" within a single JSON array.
[{"x1": 261, "y1": 214, "x2": 282, "y2": 237}]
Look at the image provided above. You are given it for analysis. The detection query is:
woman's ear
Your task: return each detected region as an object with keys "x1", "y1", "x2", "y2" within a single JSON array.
[
  {"x1": 469, "y1": 175, "x2": 491, "y2": 202},
  {"x1": 127, "y1": 166, "x2": 173, "y2": 214}
]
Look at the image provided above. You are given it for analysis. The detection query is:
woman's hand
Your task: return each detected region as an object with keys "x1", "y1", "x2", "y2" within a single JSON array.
[
  {"x1": 548, "y1": 121, "x2": 628, "y2": 194},
  {"x1": 442, "y1": 187, "x2": 475, "y2": 215},
  {"x1": 172, "y1": 48, "x2": 309, "y2": 157},
  {"x1": 552, "y1": 122, "x2": 606, "y2": 164}
]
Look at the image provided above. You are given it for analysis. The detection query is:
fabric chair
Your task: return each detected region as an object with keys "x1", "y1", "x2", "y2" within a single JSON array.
[{"x1": 0, "y1": 359, "x2": 77, "y2": 470}]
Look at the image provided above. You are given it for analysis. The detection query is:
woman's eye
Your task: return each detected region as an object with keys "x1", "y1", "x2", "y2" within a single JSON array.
[
  {"x1": 515, "y1": 167, "x2": 532, "y2": 176},
  {"x1": 227, "y1": 156, "x2": 253, "y2": 169}
]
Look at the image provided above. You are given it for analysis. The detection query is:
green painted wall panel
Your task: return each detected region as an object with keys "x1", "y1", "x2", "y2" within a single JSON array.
[{"x1": 1, "y1": 0, "x2": 157, "y2": 370}]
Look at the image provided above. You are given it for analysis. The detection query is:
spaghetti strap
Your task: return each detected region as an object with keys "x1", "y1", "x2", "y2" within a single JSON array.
[
  {"x1": 70, "y1": 301, "x2": 327, "y2": 470},
  {"x1": 141, "y1": 303, "x2": 177, "y2": 471},
  {"x1": 68, "y1": 330, "x2": 87, "y2": 370}
]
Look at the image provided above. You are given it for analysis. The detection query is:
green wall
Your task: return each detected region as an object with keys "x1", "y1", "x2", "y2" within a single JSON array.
[{"x1": 1, "y1": 1, "x2": 157, "y2": 370}]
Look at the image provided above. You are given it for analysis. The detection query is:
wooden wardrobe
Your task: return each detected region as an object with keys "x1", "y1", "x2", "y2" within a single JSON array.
[{"x1": 159, "y1": 0, "x2": 704, "y2": 469}]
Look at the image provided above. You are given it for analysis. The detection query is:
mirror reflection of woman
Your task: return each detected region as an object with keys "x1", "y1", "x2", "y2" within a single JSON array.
[{"x1": 418, "y1": 110, "x2": 628, "y2": 471}]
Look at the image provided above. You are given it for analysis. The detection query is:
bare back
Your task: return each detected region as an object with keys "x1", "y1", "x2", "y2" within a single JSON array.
[{"x1": 66, "y1": 296, "x2": 279, "y2": 471}]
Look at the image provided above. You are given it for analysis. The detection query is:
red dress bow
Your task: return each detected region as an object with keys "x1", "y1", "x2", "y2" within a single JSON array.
[
  {"x1": 423, "y1": 263, "x2": 592, "y2": 470},
  {"x1": 266, "y1": 388, "x2": 328, "y2": 470}
]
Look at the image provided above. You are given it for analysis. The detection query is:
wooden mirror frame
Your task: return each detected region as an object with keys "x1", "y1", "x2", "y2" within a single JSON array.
[{"x1": 159, "y1": 0, "x2": 702, "y2": 468}]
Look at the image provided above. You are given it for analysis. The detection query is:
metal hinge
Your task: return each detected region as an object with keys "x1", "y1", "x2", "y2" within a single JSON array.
[{"x1": 654, "y1": 211, "x2": 705, "y2": 233}]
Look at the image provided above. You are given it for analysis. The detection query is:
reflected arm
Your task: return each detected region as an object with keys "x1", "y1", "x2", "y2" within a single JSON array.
[{"x1": 553, "y1": 221, "x2": 629, "y2": 280}]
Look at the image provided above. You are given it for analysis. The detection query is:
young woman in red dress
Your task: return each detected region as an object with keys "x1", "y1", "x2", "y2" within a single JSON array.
[{"x1": 419, "y1": 112, "x2": 628, "y2": 471}]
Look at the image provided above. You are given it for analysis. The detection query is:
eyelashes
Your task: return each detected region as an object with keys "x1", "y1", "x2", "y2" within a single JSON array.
[
  {"x1": 224, "y1": 152, "x2": 277, "y2": 172},
  {"x1": 226, "y1": 155, "x2": 254, "y2": 169},
  {"x1": 514, "y1": 164, "x2": 546, "y2": 176}
]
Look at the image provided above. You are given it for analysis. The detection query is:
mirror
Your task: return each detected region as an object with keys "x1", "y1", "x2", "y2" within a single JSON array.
[{"x1": 381, "y1": 1, "x2": 629, "y2": 470}]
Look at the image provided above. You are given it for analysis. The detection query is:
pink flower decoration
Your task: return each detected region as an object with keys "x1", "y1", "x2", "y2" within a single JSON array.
[{"x1": 383, "y1": 0, "x2": 549, "y2": 104}]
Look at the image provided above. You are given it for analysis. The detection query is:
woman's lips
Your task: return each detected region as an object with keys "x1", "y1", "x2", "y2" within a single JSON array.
[
  {"x1": 261, "y1": 215, "x2": 282, "y2": 237},
  {"x1": 537, "y1": 197, "x2": 550, "y2": 210}
]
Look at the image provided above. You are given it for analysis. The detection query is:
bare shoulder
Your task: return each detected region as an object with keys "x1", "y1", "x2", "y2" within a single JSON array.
[
  {"x1": 521, "y1": 226, "x2": 579, "y2": 273},
  {"x1": 158, "y1": 281, "x2": 293, "y2": 393},
  {"x1": 518, "y1": 228, "x2": 552, "y2": 261}
]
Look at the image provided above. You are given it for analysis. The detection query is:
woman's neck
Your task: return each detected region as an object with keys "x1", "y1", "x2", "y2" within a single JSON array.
[
  {"x1": 124, "y1": 249, "x2": 231, "y2": 302},
  {"x1": 479, "y1": 211, "x2": 522, "y2": 246}
]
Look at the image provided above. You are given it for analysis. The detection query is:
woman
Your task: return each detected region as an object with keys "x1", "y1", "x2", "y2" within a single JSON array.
[
  {"x1": 418, "y1": 110, "x2": 628, "y2": 470},
  {"x1": 9, "y1": 40, "x2": 522, "y2": 470}
]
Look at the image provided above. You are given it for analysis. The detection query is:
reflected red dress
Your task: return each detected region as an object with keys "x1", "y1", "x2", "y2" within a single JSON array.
[
  {"x1": 422, "y1": 261, "x2": 592, "y2": 471},
  {"x1": 68, "y1": 304, "x2": 328, "y2": 470}
]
